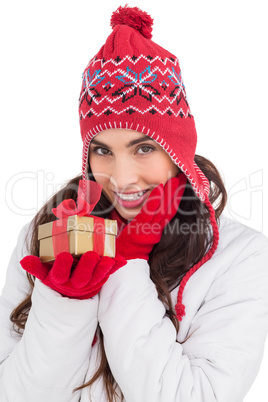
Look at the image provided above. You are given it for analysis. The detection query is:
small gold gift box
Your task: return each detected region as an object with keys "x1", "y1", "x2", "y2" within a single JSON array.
[{"x1": 38, "y1": 215, "x2": 117, "y2": 263}]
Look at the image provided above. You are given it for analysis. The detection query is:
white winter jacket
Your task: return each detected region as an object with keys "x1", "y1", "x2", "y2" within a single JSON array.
[{"x1": 1, "y1": 213, "x2": 268, "y2": 402}]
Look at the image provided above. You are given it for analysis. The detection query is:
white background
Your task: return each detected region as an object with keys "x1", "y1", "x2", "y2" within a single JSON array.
[{"x1": 0, "y1": 0, "x2": 267, "y2": 399}]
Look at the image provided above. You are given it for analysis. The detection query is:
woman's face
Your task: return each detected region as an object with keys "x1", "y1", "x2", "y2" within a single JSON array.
[{"x1": 88, "y1": 129, "x2": 179, "y2": 221}]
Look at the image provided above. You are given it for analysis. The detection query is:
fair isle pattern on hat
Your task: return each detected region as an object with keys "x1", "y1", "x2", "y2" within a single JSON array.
[{"x1": 79, "y1": 55, "x2": 191, "y2": 119}]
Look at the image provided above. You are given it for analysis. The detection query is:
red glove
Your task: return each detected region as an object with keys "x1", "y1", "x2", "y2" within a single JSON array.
[
  {"x1": 114, "y1": 173, "x2": 187, "y2": 261},
  {"x1": 20, "y1": 251, "x2": 127, "y2": 299}
]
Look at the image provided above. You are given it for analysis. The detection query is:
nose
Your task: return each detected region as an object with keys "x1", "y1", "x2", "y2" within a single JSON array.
[{"x1": 110, "y1": 157, "x2": 141, "y2": 192}]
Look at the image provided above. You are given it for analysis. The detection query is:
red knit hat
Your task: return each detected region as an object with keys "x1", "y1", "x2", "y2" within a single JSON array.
[{"x1": 78, "y1": 5, "x2": 219, "y2": 321}]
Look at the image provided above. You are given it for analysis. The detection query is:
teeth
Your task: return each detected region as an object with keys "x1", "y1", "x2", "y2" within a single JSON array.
[{"x1": 116, "y1": 190, "x2": 146, "y2": 201}]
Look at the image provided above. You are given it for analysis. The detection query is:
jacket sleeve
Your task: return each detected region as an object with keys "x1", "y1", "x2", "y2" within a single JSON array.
[
  {"x1": 98, "y1": 233, "x2": 268, "y2": 402},
  {"x1": 0, "y1": 223, "x2": 99, "y2": 402}
]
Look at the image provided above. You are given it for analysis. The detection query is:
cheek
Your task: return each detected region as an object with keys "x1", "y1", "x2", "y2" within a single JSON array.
[
  {"x1": 149, "y1": 157, "x2": 179, "y2": 180},
  {"x1": 88, "y1": 155, "x2": 109, "y2": 186},
  {"x1": 170, "y1": 162, "x2": 180, "y2": 176}
]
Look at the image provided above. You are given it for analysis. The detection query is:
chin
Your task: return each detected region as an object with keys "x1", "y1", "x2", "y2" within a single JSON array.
[{"x1": 116, "y1": 207, "x2": 141, "y2": 222}]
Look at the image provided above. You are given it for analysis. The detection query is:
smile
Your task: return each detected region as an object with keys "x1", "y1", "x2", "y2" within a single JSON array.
[
  {"x1": 115, "y1": 190, "x2": 148, "y2": 201},
  {"x1": 113, "y1": 189, "x2": 150, "y2": 209}
]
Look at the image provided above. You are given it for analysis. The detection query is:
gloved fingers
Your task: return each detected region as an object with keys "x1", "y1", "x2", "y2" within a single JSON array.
[
  {"x1": 158, "y1": 173, "x2": 187, "y2": 226},
  {"x1": 70, "y1": 251, "x2": 100, "y2": 288},
  {"x1": 44, "y1": 254, "x2": 126, "y2": 299},
  {"x1": 49, "y1": 252, "x2": 74, "y2": 284},
  {"x1": 90, "y1": 256, "x2": 118, "y2": 285},
  {"x1": 85, "y1": 275, "x2": 110, "y2": 298},
  {"x1": 108, "y1": 254, "x2": 127, "y2": 275},
  {"x1": 171, "y1": 173, "x2": 187, "y2": 209},
  {"x1": 20, "y1": 255, "x2": 50, "y2": 281},
  {"x1": 86, "y1": 255, "x2": 127, "y2": 295},
  {"x1": 157, "y1": 175, "x2": 179, "y2": 220}
]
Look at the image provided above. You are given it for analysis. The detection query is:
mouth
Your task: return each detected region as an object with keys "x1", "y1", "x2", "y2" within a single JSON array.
[{"x1": 113, "y1": 189, "x2": 150, "y2": 209}]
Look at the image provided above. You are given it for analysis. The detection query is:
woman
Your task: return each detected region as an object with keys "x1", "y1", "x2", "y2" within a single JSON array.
[{"x1": 1, "y1": 5, "x2": 268, "y2": 402}]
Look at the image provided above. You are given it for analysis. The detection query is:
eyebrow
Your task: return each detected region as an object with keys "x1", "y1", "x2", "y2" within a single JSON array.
[{"x1": 91, "y1": 135, "x2": 155, "y2": 149}]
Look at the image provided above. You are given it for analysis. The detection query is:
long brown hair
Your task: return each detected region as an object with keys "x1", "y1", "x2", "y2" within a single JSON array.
[{"x1": 10, "y1": 154, "x2": 227, "y2": 401}]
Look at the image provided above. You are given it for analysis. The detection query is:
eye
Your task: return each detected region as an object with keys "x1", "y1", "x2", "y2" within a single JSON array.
[
  {"x1": 137, "y1": 145, "x2": 155, "y2": 154},
  {"x1": 91, "y1": 147, "x2": 111, "y2": 156}
]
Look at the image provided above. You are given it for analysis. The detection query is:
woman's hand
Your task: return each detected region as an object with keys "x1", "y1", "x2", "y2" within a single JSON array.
[
  {"x1": 20, "y1": 251, "x2": 127, "y2": 299},
  {"x1": 115, "y1": 173, "x2": 187, "y2": 261}
]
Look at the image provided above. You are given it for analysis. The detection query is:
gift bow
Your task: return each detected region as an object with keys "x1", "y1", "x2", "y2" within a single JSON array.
[
  {"x1": 50, "y1": 180, "x2": 106, "y2": 257},
  {"x1": 52, "y1": 179, "x2": 103, "y2": 218}
]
